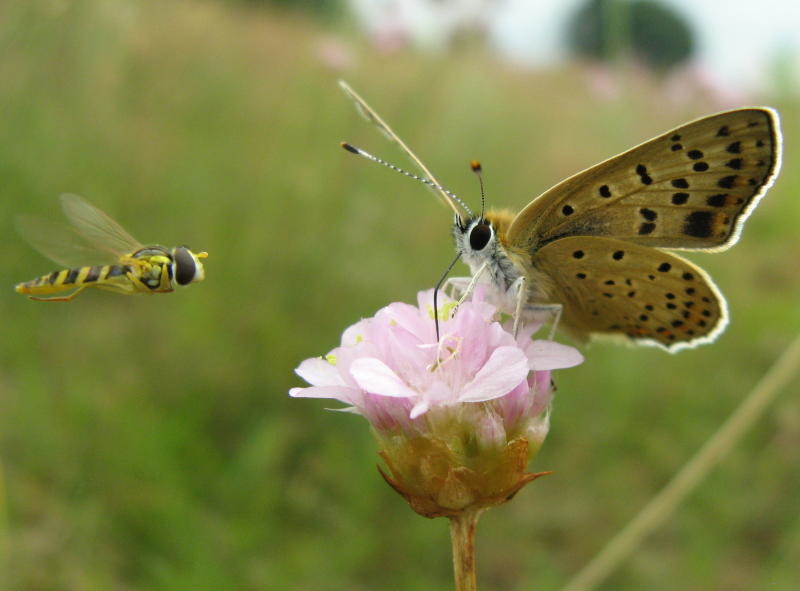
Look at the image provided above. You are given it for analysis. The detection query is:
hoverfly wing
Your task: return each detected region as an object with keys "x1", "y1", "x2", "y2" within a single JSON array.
[
  {"x1": 15, "y1": 214, "x2": 116, "y2": 268},
  {"x1": 59, "y1": 194, "x2": 143, "y2": 258}
]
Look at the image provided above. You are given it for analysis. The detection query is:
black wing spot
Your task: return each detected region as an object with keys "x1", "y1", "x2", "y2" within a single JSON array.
[
  {"x1": 665, "y1": 292, "x2": 676, "y2": 299},
  {"x1": 604, "y1": 280, "x2": 615, "y2": 285},
  {"x1": 612, "y1": 250, "x2": 624, "y2": 260},
  {"x1": 666, "y1": 302, "x2": 677, "y2": 310},
  {"x1": 672, "y1": 192, "x2": 690, "y2": 205},
  {"x1": 658, "y1": 263, "x2": 671, "y2": 272},
  {"x1": 726, "y1": 141, "x2": 742, "y2": 153},
  {"x1": 599, "y1": 185, "x2": 612, "y2": 198},
  {"x1": 706, "y1": 194, "x2": 727, "y2": 207},
  {"x1": 693, "y1": 162, "x2": 709, "y2": 172},
  {"x1": 645, "y1": 304, "x2": 654, "y2": 311},
  {"x1": 718, "y1": 175, "x2": 737, "y2": 189},
  {"x1": 671, "y1": 134, "x2": 681, "y2": 141},
  {"x1": 686, "y1": 287, "x2": 696, "y2": 295},
  {"x1": 639, "y1": 222, "x2": 656, "y2": 235},
  {"x1": 572, "y1": 250, "x2": 585, "y2": 259},
  {"x1": 687, "y1": 149, "x2": 704, "y2": 160},
  {"x1": 725, "y1": 158, "x2": 743, "y2": 170},
  {"x1": 671, "y1": 143, "x2": 683, "y2": 151},
  {"x1": 682, "y1": 272, "x2": 694, "y2": 281},
  {"x1": 639, "y1": 208, "x2": 657, "y2": 221},
  {"x1": 635, "y1": 164, "x2": 653, "y2": 185},
  {"x1": 683, "y1": 211, "x2": 714, "y2": 238},
  {"x1": 671, "y1": 178, "x2": 689, "y2": 189},
  {"x1": 562, "y1": 204, "x2": 574, "y2": 216},
  {"x1": 717, "y1": 125, "x2": 730, "y2": 137},
  {"x1": 576, "y1": 272, "x2": 587, "y2": 279},
  {"x1": 639, "y1": 314, "x2": 649, "y2": 322}
]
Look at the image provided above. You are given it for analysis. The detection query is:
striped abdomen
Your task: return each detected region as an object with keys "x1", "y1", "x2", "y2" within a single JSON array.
[{"x1": 15, "y1": 265, "x2": 129, "y2": 295}]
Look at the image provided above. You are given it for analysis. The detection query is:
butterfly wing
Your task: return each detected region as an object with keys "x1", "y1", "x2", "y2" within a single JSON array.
[
  {"x1": 507, "y1": 108, "x2": 781, "y2": 252},
  {"x1": 533, "y1": 236, "x2": 726, "y2": 351}
]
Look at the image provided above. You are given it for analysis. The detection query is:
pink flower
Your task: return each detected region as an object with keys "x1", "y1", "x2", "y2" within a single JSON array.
[{"x1": 290, "y1": 288, "x2": 583, "y2": 516}]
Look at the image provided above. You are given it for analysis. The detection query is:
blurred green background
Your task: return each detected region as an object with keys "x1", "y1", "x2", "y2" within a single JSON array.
[{"x1": 1, "y1": 1, "x2": 798, "y2": 589}]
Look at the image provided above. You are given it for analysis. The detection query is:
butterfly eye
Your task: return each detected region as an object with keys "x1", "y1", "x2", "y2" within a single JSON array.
[{"x1": 469, "y1": 222, "x2": 493, "y2": 251}]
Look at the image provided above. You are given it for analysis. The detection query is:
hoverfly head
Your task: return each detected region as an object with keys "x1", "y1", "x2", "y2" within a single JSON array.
[{"x1": 173, "y1": 246, "x2": 207, "y2": 286}]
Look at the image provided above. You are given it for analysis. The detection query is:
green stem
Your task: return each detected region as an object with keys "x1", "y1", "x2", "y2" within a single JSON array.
[{"x1": 449, "y1": 508, "x2": 482, "y2": 591}]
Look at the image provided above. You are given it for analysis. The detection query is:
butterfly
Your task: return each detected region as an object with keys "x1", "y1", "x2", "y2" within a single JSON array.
[{"x1": 338, "y1": 81, "x2": 782, "y2": 352}]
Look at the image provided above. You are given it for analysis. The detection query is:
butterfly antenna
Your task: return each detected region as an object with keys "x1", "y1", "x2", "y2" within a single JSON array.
[
  {"x1": 471, "y1": 160, "x2": 485, "y2": 220},
  {"x1": 341, "y1": 142, "x2": 474, "y2": 217},
  {"x1": 433, "y1": 251, "x2": 462, "y2": 342}
]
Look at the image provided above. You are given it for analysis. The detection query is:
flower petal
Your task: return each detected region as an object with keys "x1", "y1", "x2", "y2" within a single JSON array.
[
  {"x1": 289, "y1": 385, "x2": 360, "y2": 401},
  {"x1": 295, "y1": 357, "x2": 344, "y2": 386},
  {"x1": 459, "y1": 346, "x2": 529, "y2": 403},
  {"x1": 350, "y1": 358, "x2": 417, "y2": 398},
  {"x1": 527, "y1": 341, "x2": 584, "y2": 370},
  {"x1": 409, "y1": 399, "x2": 430, "y2": 419}
]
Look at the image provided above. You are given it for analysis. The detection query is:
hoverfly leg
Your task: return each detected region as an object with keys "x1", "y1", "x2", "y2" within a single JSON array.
[
  {"x1": 29, "y1": 285, "x2": 87, "y2": 302},
  {"x1": 97, "y1": 281, "x2": 137, "y2": 295}
]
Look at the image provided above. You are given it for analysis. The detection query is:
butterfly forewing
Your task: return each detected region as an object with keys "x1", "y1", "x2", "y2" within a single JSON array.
[
  {"x1": 534, "y1": 236, "x2": 726, "y2": 350},
  {"x1": 508, "y1": 108, "x2": 780, "y2": 252}
]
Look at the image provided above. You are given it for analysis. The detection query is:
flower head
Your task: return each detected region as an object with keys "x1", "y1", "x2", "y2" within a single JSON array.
[{"x1": 291, "y1": 288, "x2": 583, "y2": 516}]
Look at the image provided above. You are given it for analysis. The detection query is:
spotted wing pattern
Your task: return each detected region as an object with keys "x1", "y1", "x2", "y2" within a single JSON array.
[
  {"x1": 508, "y1": 109, "x2": 781, "y2": 252},
  {"x1": 534, "y1": 236, "x2": 725, "y2": 351}
]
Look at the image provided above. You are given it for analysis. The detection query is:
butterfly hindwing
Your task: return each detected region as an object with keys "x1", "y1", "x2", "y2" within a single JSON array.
[
  {"x1": 533, "y1": 236, "x2": 726, "y2": 351},
  {"x1": 507, "y1": 108, "x2": 781, "y2": 252}
]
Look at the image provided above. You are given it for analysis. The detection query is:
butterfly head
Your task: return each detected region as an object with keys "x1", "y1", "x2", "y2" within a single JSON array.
[{"x1": 453, "y1": 209, "x2": 518, "y2": 286}]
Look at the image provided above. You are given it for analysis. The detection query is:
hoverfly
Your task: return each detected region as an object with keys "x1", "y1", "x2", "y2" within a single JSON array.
[{"x1": 15, "y1": 194, "x2": 207, "y2": 302}]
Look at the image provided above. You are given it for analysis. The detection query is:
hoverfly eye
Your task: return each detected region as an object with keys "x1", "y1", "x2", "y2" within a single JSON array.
[
  {"x1": 469, "y1": 222, "x2": 492, "y2": 251},
  {"x1": 174, "y1": 247, "x2": 197, "y2": 286}
]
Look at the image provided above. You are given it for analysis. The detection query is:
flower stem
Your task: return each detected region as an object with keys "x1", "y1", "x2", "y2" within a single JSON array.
[{"x1": 449, "y1": 508, "x2": 482, "y2": 591}]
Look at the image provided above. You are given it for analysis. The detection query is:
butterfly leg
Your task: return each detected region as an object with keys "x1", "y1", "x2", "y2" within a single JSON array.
[
  {"x1": 523, "y1": 303, "x2": 563, "y2": 340},
  {"x1": 512, "y1": 277, "x2": 526, "y2": 337},
  {"x1": 454, "y1": 262, "x2": 488, "y2": 309}
]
